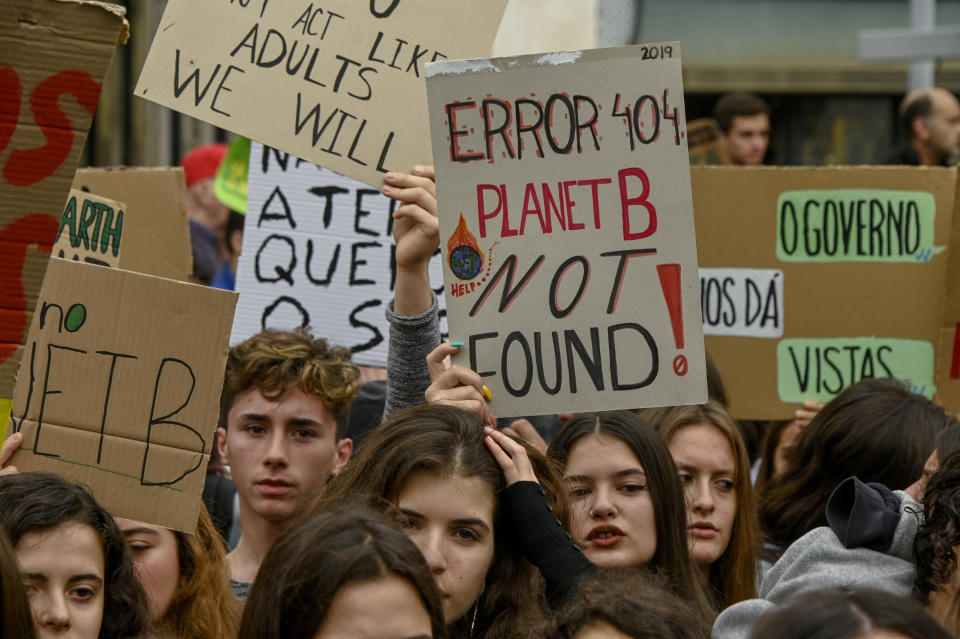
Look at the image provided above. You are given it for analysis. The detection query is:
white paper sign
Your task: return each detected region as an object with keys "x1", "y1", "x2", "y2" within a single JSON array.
[
  {"x1": 699, "y1": 268, "x2": 784, "y2": 338},
  {"x1": 231, "y1": 142, "x2": 447, "y2": 365}
]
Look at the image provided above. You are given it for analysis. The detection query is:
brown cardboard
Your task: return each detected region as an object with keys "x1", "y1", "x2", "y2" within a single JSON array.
[
  {"x1": 54, "y1": 190, "x2": 126, "y2": 268},
  {"x1": 73, "y1": 167, "x2": 193, "y2": 281},
  {"x1": 936, "y1": 172, "x2": 960, "y2": 415},
  {"x1": 6, "y1": 258, "x2": 237, "y2": 533},
  {"x1": 0, "y1": 0, "x2": 125, "y2": 400},
  {"x1": 426, "y1": 44, "x2": 707, "y2": 417},
  {"x1": 693, "y1": 166, "x2": 956, "y2": 419},
  {"x1": 687, "y1": 118, "x2": 723, "y2": 166},
  {"x1": 134, "y1": 0, "x2": 509, "y2": 188}
]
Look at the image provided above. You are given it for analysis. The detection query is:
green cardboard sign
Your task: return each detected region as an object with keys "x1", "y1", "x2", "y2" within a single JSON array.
[
  {"x1": 777, "y1": 337, "x2": 936, "y2": 402},
  {"x1": 214, "y1": 136, "x2": 250, "y2": 214},
  {"x1": 776, "y1": 190, "x2": 944, "y2": 263}
]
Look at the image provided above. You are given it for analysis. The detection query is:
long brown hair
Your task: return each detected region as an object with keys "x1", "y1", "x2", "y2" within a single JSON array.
[
  {"x1": 760, "y1": 378, "x2": 947, "y2": 553},
  {"x1": 643, "y1": 402, "x2": 759, "y2": 609},
  {"x1": 240, "y1": 503, "x2": 445, "y2": 639},
  {"x1": 164, "y1": 505, "x2": 240, "y2": 639},
  {"x1": 547, "y1": 411, "x2": 712, "y2": 618},
  {"x1": 316, "y1": 404, "x2": 569, "y2": 639},
  {"x1": 0, "y1": 526, "x2": 34, "y2": 639}
]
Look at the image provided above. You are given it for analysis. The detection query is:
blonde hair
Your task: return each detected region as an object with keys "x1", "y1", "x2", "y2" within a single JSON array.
[
  {"x1": 222, "y1": 328, "x2": 360, "y2": 436},
  {"x1": 165, "y1": 506, "x2": 241, "y2": 639},
  {"x1": 641, "y1": 401, "x2": 759, "y2": 609}
]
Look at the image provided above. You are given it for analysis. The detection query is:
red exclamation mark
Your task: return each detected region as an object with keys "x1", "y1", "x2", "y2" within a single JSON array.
[{"x1": 656, "y1": 263, "x2": 688, "y2": 376}]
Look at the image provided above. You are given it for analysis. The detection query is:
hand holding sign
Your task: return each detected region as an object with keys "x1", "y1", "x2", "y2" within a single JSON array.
[
  {"x1": 425, "y1": 342, "x2": 494, "y2": 425},
  {"x1": 0, "y1": 431, "x2": 22, "y2": 476},
  {"x1": 384, "y1": 166, "x2": 439, "y2": 316}
]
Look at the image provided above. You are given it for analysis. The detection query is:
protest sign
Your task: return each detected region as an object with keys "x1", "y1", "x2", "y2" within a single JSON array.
[
  {"x1": 215, "y1": 136, "x2": 252, "y2": 213},
  {"x1": 135, "y1": 0, "x2": 508, "y2": 188},
  {"x1": 687, "y1": 118, "x2": 723, "y2": 166},
  {"x1": 425, "y1": 43, "x2": 707, "y2": 417},
  {"x1": 54, "y1": 190, "x2": 126, "y2": 268},
  {"x1": 7, "y1": 258, "x2": 236, "y2": 532},
  {"x1": 231, "y1": 142, "x2": 447, "y2": 365},
  {"x1": 0, "y1": 0, "x2": 126, "y2": 402},
  {"x1": 936, "y1": 174, "x2": 960, "y2": 415},
  {"x1": 73, "y1": 167, "x2": 193, "y2": 282},
  {"x1": 692, "y1": 166, "x2": 957, "y2": 418}
]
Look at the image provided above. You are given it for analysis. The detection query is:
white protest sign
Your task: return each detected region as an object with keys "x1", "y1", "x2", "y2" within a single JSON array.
[
  {"x1": 699, "y1": 268, "x2": 784, "y2": 338},
  {"x1": 135, "y1": 0, "x2": 508, "y2": 188},
  {"x1": 232, "y1": 142, "x2": 447, "y2": 365},
  {"x1": 426, "y1": 43, "x2": 707, "y2": 417}
]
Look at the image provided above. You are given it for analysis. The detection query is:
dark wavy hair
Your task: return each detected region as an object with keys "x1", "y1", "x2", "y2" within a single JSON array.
[
  {"x1": 760, "y1": 378, "x2": 947, "y2": 554},
  {"x1": 239, "y1": 503, "x2": 444, "y2": 639},
  {"x1": 749, "y1": 589, "x2": 950, "y2": 639},
  {"x1": 317, "y1": 404, "x2": 569, "y2": 639},
  {"x1": 547, "y1": 411, "x2": 710, "y2": 614},
  {"x1": 550, "y1": 568, "x2": 710, "y2": 639},
  {"x1": 914, "y1": 449, "x2": 960, "y2": 634},
  {"x1": 0, "y1": 526, "x2": 34, "y2": 639},
  {"x1": 0, "y1": 472, "x2": 148, "y2": 639}
]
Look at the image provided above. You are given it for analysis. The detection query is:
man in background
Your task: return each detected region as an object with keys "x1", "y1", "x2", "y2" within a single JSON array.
[
  {"x1": 713, "y1": 92, "x2": 771, "y2": 166},
  {"x1": 180, "y1": 143, "x2": 229, "y2": 284},
  {"x1": 883, "y1": 87, "x2": 960, "y2": 166}
]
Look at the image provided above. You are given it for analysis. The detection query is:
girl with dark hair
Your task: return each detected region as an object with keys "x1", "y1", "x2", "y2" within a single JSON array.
[
  {"x1": 317, "y1": 404, "x2": 571, "y2": 639},
  {"x1": 0, "y1": 472, "x2": 148, "y2": 639},
  {"x1": 748, "y1": 589, "x2": 950, "y2": 639},
  {"x1": 549, "y1": 568, "x2": 710, "y2": 639},
  {"x1": 759, "y1": 378, "x2": 948, "y2": 559},
  {"x1": 641, "y1": 401, "x2": 759, "y2": 609},
  {"x1": 239, "y1": 504, "x2": 444, "y2": 639},
  {"x1": 0, "y1": 526, "x2": 35, "y2": 639},
  {"x1": 116, "y1": 505, "x2": 240, "y2": 639},
  {"x1": 547, "y1": 411, "x2": 711, "y2": 613}
]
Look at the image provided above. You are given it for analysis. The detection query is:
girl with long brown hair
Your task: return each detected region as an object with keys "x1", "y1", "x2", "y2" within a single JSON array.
[
  {"x1": 642, "y1": 401, "x2": 759, "y2": 609},
  {"x1": 316, "y1": 403, "x2": 571, "y2": 639},
  {"x1": 116, "y1": 505, "x2": 240, "y2": 639}
]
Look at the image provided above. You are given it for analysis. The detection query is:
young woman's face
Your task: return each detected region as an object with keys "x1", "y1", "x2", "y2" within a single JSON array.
[
  {"x1": 565, "y1": 433, "x2": 657, "y2": 567},
  {"x1": 668, "y1": 422, "x2": 737, "y2": 567},
  {"x1": 115, "y1": 518, "x2": 180, "y2": 622},
  {"x1": 17, "y1": 521, "x2": 105, "y2": 639},
  {"x1": 394, "y1": 470, "x2": 496, "y2": 625},
  {"x1": 313, "y1": 575, "x2": 433, "y2": 639}
]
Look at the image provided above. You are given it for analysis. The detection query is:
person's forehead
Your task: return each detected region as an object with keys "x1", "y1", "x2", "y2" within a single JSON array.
[
  {"x1": 730, "y1": 112, "x2": 769, "y2": 132},
  {"x1": 228, "y1": 386, "x2": 336, "y2": 426},
  {"x1": 931, "y1": 90, "x2": 960, "y2": 117}
]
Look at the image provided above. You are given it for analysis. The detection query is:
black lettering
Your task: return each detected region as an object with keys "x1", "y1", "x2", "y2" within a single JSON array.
[
  {"x1": 305, "y1": 240, "x2": 340, "y2": 286},
  {"x1": 608, "y1": 323, "x2": 657, "y2": 390},
  {"x1": 501, "y1": 331, "x2": 533, "y2": 396},
  {"x1": 143, "y1": 358, "x2": 203, "y2": 486},
  {"x1": 255, "y1": 235, "x2": 296, "y2": 284},
  {"x1": 262, "y1": 296, "x2": 310, "y2": 330},
  {"x1": 350, "y1": 241, "x2": 382, "y2": 285},
  {"x1": 564, "y1": 327, "x2": 604, "y2": 393},
  {"x1": 349, "y1": 300, "x2": 383, "y2": 352},
  {"x1": 468, "y1": 332, "x2": 499, "y2": 378}
]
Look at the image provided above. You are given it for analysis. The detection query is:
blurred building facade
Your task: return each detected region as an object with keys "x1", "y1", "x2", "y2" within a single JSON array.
[{"x1": 84, "y1": 0, "x2": 960, "y2": 169}]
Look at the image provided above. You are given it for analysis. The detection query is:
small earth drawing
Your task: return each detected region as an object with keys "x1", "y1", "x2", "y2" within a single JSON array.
[{"x1": 450, "y1": 245, "x2": 482, "y2": 280}]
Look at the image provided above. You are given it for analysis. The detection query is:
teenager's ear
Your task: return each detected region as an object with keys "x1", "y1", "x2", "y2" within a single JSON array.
[
  {"x1": 217, "y1": 426, "x2": 229, "y2": 466},
  {"x1": 332, "y1": 438, "x2": 353, "y2": 476}
]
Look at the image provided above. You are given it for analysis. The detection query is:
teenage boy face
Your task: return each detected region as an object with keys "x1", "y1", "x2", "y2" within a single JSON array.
[{"x1": 219, "y1": 387, "x2": 352, "y2": 524}]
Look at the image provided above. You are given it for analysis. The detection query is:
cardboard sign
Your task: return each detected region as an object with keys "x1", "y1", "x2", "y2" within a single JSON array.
[
  {"x1": 135, "y1": 0, "x2": 508, "y2": 188},
  {"x1": 54, "y1": 190, "x2": 126, "y2": 268},
  {"x1": 72, "y1": 167, "x2": 193, "y2": 282},
  {"x1": 693, "y1": 166, "x2": 957, "y2": 419},
  {"x1": 7, "y1": 259, "x2": 237, "y2": 532},
  {"x1": 0, "y1": 0, "x2": 126, "y2": 400},
  {"x1": 687, "y1": 118, "x2": 723, "y2": 166},
  {"x1": 426, "y1": 43, "x2": 707, "y2": 417},
  {"x1": 231, "y1": 142, "x2": 447, "y2": 365}
]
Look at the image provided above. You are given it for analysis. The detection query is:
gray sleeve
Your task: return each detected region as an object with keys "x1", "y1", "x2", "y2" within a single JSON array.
[{"x1": 383, "y1": 295, "x2": 441, "y2": 421}]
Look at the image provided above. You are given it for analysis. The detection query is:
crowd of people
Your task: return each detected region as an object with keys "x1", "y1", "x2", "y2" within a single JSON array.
[{"x1": 3, "y1": 86, "x2": 960, "y2": 639}]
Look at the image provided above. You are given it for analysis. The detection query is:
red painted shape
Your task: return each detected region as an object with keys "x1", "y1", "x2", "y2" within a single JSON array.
[
  {"x1": 0, "y1": 214, "x2": 60, "y2": 364},
  {"x1": 0, "y1": 65, "x2": 22, "y2": 154},
  {"x1": 656, "y1": 263, "x2": 683, "y2": 349},
  {"x1": 4, "y1": 70, "x2": 101, "y2": 187},
  {"x1": 951, "y1": 323, "x2": 960, "y2": 379}
]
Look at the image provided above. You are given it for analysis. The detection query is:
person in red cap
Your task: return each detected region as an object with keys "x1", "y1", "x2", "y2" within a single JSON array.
[{"x1": 181, "y1": 143, "x2": 229, "y2": 284}]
